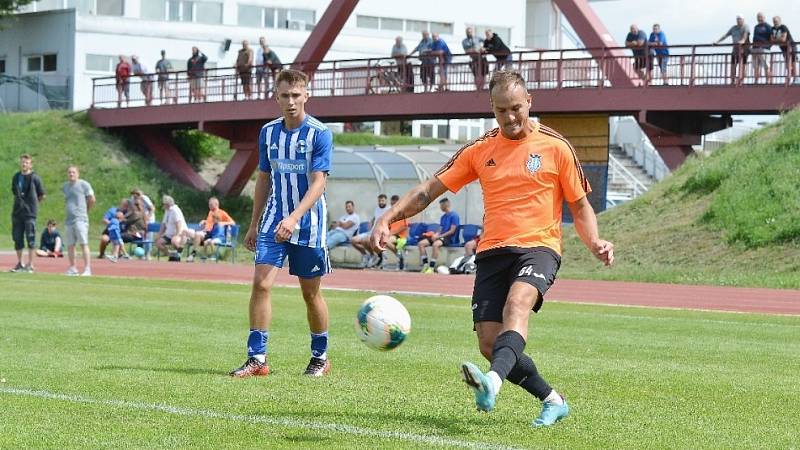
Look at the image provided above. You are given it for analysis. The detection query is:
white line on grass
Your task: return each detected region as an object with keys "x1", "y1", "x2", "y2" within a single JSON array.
[{"x1": 0, "y1": 387, "x2": 523, "y2": 450}]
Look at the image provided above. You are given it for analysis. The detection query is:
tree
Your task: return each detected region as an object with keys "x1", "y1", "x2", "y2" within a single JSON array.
[{"x1": 0, "y1": 0, "x2": 38, "y2": 17}]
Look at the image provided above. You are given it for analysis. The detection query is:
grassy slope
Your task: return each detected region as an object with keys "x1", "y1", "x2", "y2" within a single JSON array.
[
  {"x1": 0, "y1": 112, "x2": 252, "y2": 249},
  {"x1": 1, "y1": 275, "x2": 799, "y2": 449},
  {"x1": 561, "y1": 110, "x2": 800, "y2": 289}
]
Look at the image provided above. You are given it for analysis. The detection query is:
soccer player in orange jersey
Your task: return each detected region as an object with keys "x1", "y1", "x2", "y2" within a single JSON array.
[{"x1": 370, "y1": 71, "x2": 614, "y2": 427}]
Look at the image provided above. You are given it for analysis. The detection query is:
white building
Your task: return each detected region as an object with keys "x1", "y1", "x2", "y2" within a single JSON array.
[{"x1": 0, "y1": 0, "x2": 564, "y2": 139}]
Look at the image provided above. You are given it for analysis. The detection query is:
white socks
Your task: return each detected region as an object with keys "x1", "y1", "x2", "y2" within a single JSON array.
[
  {"x1": 544, "y1": 389, "x2": 564, "y2": 405},
  {"x1": 252, "y1": 354, "x2": 266, "y2": 363},
  {"x1": 487, "y1": 371, "x2": 503, "y2": 395}
]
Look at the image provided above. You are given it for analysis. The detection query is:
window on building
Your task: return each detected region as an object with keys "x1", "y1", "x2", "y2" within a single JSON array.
[
  {"x1": 381, "y1": 17, "x2": 403, "y2": 31},
  {"x1": 420, "y1": 124, "x2": 433, "y2": 138},
  {"x1": 96, "y1": 0, "x2": 123, "y2": 16},
  {"x1": 43, "y1": 54, "x2": 58, "y2": 71},
  {"x1": 437, "y1": 124, "x2": 449, "y2": 139},
  {"x1": 237, "y1": 4, "x2": 261, "y2": 28},
  {"x1": 405, "y1": 19, "x2": 427, "y2": 32},
  {"x1": 35, "y1": 0, "x2": 64, "y2": 11},
  {"x1": 195, "y1": 1, "x2": 221, "y2": 24},
  {"x1": 86, "y1": 54, "x2": 114, "y2": 72},
  {"x1": 356, "y1": 15, "x2": 379, "y2": 29},
  {"x1": 0, "y1": 59, "x2": 6, "y2": 74},
  {"x1": 430, "y1": 21, "x2": 453, "y2": 35},
  {"x1": 141, "y1": 0, "x2": 165, "y2": 20},
  {"x1": 238, "y1": 5, "x2": 315, "y2": 30},
  {"x1": 27, "y1": 56, "x2": 42, "y2": 72}
]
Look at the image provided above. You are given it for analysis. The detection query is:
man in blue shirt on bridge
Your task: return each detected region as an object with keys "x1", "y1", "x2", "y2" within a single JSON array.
[
  {"x1": 625, "y1": 24, "x2": 649, "y2": 81},
  {"x1": 230, "y1": 69, "x2": 335, "y2": 379},
  {"x1": 648, "y1": 24, "x2": 669, "y2": 84},
  {"x1": 431, "y1": 32, "x2": 453, "y2": 92}
]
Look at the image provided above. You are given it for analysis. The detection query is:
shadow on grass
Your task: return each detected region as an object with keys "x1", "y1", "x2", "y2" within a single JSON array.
[
  {"x1": 94, "y1": 365, "x2": 223, "y2": 376},
  {"x1": 260, "y1": 409, "x2": 478, "y2": 436}
]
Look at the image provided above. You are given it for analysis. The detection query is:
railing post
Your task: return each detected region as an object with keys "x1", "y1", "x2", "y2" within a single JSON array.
[
  {"x1": 557, "y1": 51, "x2": 563, "y2": 89},
  {"x1": 689, "y1": 46, "x2": 696, "y2": 87},
  {"x1": 365, "y1": 59, "x2": 372, "y2": 95},
  {"x1": 91, "y1": 78, "x2": 96, "y2": 108}
]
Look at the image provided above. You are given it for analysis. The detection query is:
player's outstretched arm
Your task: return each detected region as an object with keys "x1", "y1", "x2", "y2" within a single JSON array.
[
  {"x1": 245, "y1": 171, "x2": 271, "y2": 251},
  {"x1": 370, "y1": 177, "x2": 448, "y2": 251},
  {"x1": 567, "y1": 196, "x2": 614, "y2": 266}
]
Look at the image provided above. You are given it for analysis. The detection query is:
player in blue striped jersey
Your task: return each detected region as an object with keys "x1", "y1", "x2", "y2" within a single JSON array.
[{"x1": 230, "y1": 69, "x2": 334, "y2": 378}]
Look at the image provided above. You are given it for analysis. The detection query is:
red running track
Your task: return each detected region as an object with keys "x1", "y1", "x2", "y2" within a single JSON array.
[{"x1": 2, "y1": 254, "x2": 798, "y2": 315}]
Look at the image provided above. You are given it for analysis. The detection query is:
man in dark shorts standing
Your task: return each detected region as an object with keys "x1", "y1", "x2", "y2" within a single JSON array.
[
  {"x1": 370, "y1": 70, "x2": 614, "y2": 427},
  {"x1": 10, "y1": 154, "x2": 46, "y2": 272}
]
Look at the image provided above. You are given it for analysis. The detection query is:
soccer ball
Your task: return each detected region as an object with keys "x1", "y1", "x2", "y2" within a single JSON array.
[
  {"x1": 355, "y1": 295, "x2": 411, "y2": 351},
  {"x1": 133, "y1": 247, "x2": 146, "y2": 259},
  {"x1": 436, "y1": 265, "x2": 450, "y2": 274}
]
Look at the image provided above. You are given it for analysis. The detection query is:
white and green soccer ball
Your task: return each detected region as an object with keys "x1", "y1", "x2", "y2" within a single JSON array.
[{"x1": 355, "y1": 295, "x2": 411, "y2": 351}]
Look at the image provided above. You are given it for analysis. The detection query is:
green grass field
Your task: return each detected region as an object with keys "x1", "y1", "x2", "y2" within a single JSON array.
[{"x1": 1, "y1": 275, "x2": 798, "y2": 449}]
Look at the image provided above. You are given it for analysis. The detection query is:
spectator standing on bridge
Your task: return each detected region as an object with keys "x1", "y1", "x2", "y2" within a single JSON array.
[
  {"x1": 370, "y1": 70, "x2": 614, "y2": 428},
  {"x1": 431, "y1": 33, "x2": 453, "y2": 92},
  {"x1": 771, "y1": 16, "x2": 797, "y2": 82},
  {"x1": 156, "y1": 50, "x2": 173, "y2": 104},
  {"x1": 114, "y1": 55, "x2": 131, "y2": 107},
  {"x1": 463, "y1": 27, "x2": 487, "y2": 90},
  {"x1": 483, "y1": 29, "x2": 512, "y2": 71},
  {"x1": 648, "y1": 24, "x2": 669, "y2": 84},
  {"x1": 255, "y1": 40, "x2": 282, "y2": 98},
  {"x1": 131, "y1": 55, "x2": 153, "y2": 106},
  {"x1": 751, "y1": 13, "x2": 773, "y2": 83},
  {"x1": 187, "y1": 47, "x2": 208, "y2": 102},
  {"x1": 63, "y1": 165, "x2": 95, "y2": 277},
  {"x1": 625, "y1": 24, "x2": 648, "y2": 81},
  {"x1": 255, "y1": 37, "x2": 268, "y2": 98},
  {"x1": 410, "y1": 31, "x2": 435, "y2": 92},
  {"x1": 236, "y1": 40, "x2": 254, "y2": 100},
  {"x1": 715, "y1": 15, "x2": 751, "y2": 85},
  {"x1": 392, "y1": 36, "x2": 414, "y2": 92},
  {"x1": 10, "y1": 154, "x2": 45, "y2": 273}
]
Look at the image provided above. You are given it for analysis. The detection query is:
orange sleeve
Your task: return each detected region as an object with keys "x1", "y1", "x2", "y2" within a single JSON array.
[
  {"x1": 556, "y1": 140, "x2": 592, "y2": 203},
  {"x1": 435, "y1": 141, "x2": 480, "y2": 193},
  {"x1": 204, "y1": 211, "x2": 215, "y2": 231},
  {"x1": 219, "y1": 210, "x2": 234, "y2": 223}
]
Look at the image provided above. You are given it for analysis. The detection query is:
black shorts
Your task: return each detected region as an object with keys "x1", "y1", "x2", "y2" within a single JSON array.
[
  {"x1": 421, "y1": 236, "x2": 450, "y2": 246},
  {"x1": 471, "y1": 247, "x2": 561, "y2": 323},
  {"x1": 12, "y1": 216, "x2": 36, "y2": 250}
]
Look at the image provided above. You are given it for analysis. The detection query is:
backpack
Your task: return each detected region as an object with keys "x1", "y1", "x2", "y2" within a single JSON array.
[{"x1": 448, "y1": 255, "x2": 477, "y2": 274}]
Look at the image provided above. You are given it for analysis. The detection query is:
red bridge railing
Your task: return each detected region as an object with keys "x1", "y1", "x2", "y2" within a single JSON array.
[{"x1": 91, "y1": 44, "x2": 799, "y2": 108}]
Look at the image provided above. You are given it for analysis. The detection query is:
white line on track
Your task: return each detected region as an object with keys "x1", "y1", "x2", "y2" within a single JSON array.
[{"x1": 0, "y1": 387, "x2": 523, "y2": 450}]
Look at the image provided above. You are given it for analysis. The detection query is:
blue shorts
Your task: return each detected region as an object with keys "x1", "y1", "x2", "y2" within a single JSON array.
[
  {"x1": 108, "y1": 229, "x2": 123, "y2": 245},
  {"x1": 255, "y1": 234, "x2": 331, "y2": 279}
]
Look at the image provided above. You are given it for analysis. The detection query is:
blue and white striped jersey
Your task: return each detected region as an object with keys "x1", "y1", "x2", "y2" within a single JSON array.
[{"x1": 257, "y1": 114, "x2": 333, "y2": 248}]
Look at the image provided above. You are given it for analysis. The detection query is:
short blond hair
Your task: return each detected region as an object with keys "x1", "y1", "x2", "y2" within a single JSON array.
[
  {"x1": 489, "y1": 70, "x2": 526, "y2": 96},
  {"x1": 275, "y1": 69, "x2": 309, "y2": 87}
]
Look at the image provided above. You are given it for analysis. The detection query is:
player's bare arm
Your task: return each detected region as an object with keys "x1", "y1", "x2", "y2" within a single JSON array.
[
  {"x1": 244, "y1": 171, "x2": 271, "y2": 251},
  {"x1": 370, "y1": 176, "x2": 448, "y2": 250},
  {"x1": 274, "y1": 171, "x2": 327, "y2": 243},
  {"x1": 567, "y1": 195, "x2": 614, "y2": 266}
]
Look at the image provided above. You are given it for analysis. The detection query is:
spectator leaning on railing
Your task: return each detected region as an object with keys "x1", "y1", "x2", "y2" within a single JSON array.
[
  {"x1": 771, "y1": 16, "x2": 797, "y2": 81},
  {"x1": 131, "y1": 55, "x2": 153, "y2": 106},
  {"x1": 714, "y1": 15, "x2": 751, "y2": 85},
  {"x1": 410, "y1": 31, "x2": 435, "y2": 92},
  {"x1": 187, "y1": 47, "x2": 208, "y2": 102},
  {"x1": 625, "y1": 24, "x2": 648, "y2": 80},
  {"x1": 463, "y1": 27, "x2": 487, "y2": 89},
  {"x1": 431, "y1": 33, "x2": 452, "y2": 91},
  {"x1": 114, "y1": 55, "x2": 130, "y2": 107},
  {"x1": 648, "y1": 24, "x2": 669, "y2": 84},
  {"x1": 483, "y1": 29, "x2": 512, "y2": 71},
  {"x1": 751, "y1": 12, "x2": 773, "y2": 83}
]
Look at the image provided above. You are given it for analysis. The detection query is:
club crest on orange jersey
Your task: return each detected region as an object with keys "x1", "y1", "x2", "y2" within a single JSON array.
[{"x1": 526, "y1": 154, "x2": 542, "y2": 174}]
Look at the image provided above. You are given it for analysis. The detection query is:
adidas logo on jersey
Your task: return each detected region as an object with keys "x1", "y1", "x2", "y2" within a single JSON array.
[
  {"x1": 311, "y1": 265, "x2": 321, "y2": 272},
  {"x1": 270, "y1": 143, "x2": 279, "y2": 150},
  {"x1": 485, "y1": 159, "x2": 496, "y2": 167}
]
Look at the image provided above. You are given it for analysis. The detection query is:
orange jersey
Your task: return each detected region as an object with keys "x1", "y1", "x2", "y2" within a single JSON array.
[
  {"x1": 436, "y1": 122, "x2": 590, "y2": 255},
  {"x1": 204, "y1": 208, "x2": 234, "y2": 231},
  {"x1": 389, "y1": 218, "x2": 409, "y2": 238}
]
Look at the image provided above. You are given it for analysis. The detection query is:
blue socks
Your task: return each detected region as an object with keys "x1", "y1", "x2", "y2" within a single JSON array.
[
  {"x1": 247, "y1": 329, "x2": 268, "y2": 358},
  {"x1": 310, "y1": 331, "x2": 329, "y2": 360}
]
